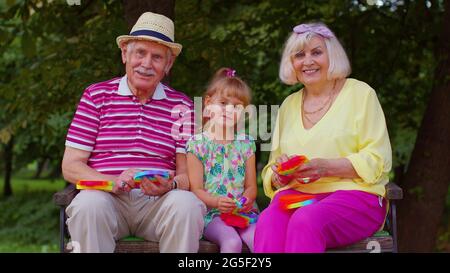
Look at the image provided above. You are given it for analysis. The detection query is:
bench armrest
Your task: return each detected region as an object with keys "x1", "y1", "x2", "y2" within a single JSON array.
[
  {"x1": 386, "y1": 182, "x2": 403, "y2": 200},
  {"x1": 53, "y1": 183, "x2": 79, "y2": 207}
]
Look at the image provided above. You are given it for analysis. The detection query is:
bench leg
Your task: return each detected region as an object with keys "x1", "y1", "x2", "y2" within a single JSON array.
[
  {"x1": 59, "y1": 207, "x2": 66, "y2": 253},
  {"x1": 390, "y1": 201, "x2": 398, "y2": 253}
]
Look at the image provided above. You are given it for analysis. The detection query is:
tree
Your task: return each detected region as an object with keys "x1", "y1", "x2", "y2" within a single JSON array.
[
  {"x1": 398, "y1": 0, "x2": 450, "y2": 252},
  {"x1": 0, "y1": 0, "x2": 126, "y2": 196},
  {"x1": 2, "y1": 136, "x2": 13, "y2": 197},
  {"x1": 122, "y1": 0, "x2": 175, "y2": 29}
]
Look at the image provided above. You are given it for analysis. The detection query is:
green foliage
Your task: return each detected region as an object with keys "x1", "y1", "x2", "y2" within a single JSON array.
[
  {"x1": 0, "y1": 178, "x2": 65, "y2": 252},
  {"x1": 0, "y1": 0, "x2": 446, "y2": 174},
  {"x1": 172, "y1": 0, "x2": 445, "y2": 173},
  {"x1": 0, "y1": 191, "x2": 59, "y2": 251},
  {"x1": 0, "y1": 0, "x2": 126, "y2": 171}
]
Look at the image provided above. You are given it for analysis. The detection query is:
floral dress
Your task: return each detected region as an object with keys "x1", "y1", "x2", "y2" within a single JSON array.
[{"x1": 186, "y1": 132, "x2": 257, "y2": 227}]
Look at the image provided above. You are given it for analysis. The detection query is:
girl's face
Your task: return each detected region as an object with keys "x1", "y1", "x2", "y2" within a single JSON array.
[
  {"x1": 291, "y1": 36, "x2": 330, "y2": 86},
  {"x1": 204, "y1": 94, "x2": 245, "y2": 129}
]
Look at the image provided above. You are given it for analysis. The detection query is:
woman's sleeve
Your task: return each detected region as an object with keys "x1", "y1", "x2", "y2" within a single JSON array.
[
  {"x1": 261, "y1": 111, "x2": 283, "y2": 199},
  {"x1": 346, "y1": 89, "x2": 392, "y2": 185}
]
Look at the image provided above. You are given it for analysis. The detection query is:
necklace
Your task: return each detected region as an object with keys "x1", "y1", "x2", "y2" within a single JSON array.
[
  {"x1": 302, "y1": 82, "x2": 336, "y2": 114},
  {"x1": 302, "y1": 82, "x2": 337, "y2": 125}
]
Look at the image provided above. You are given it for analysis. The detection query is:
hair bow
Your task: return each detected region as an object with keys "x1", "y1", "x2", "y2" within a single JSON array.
[
  {"x1": 293, "y1": 24, "x2": 335, "y2": 38},
  {"x1": 225, "y1": 68, "x2": 236, "y2": 77}
]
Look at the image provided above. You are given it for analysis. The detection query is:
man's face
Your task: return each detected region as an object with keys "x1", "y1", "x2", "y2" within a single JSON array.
[{"x1": 121, "y1": 40, "x2": 173, "y2": 94}]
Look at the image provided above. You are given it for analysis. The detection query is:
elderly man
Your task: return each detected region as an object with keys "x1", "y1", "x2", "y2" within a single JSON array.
[{"x1": 61, "y1": 12, "x2": 206, "y2": 253}]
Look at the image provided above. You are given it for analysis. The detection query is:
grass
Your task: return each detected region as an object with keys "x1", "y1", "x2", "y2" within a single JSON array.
[
  {"x1": 0, "y1": 176, "x2": 65, "y2": 253},
  {"x1": 2, "y1": 177, "x2": 66, "y2": 194}
]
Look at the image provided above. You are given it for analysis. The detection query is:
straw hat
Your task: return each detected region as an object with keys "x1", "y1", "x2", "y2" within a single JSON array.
[{"x1": 116, "y1": 12, "x2": 182, "y2": 56}]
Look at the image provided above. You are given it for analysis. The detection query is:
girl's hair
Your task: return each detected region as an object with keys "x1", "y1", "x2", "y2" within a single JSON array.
[
  {"x1": 203, "y1": 67, "x2": 252, "y2": 107},
  {"x1": 279, "y1": 22, "x2": 351, "y2": 85}
]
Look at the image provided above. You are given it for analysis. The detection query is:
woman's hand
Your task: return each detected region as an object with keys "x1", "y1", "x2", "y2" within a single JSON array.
[
  {"x1": 271, "y1": 156, "x2": 328, "y2": 186},
  {"x1": 293, "y1": 158, "x2": 328, "y2": 183},
  {"x1": 270, "y1": 154, "x2": 298, "y2": 187},
  {"x1": 216, "y1": 196, "x2": 237, "y2": 213}
]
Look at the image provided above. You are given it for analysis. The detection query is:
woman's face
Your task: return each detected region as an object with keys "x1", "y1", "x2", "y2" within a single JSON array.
[{"x1": 291, "y1": 36, "x2": 330, "y2": 86}]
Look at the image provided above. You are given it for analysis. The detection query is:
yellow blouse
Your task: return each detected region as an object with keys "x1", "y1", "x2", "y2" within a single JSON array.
[{"x1": 262, "y1": 78, "x2": 392, "y2": 199}]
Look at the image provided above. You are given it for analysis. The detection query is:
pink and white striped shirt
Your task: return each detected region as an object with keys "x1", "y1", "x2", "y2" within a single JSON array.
[{"x1": 65, "y1": 76, "x2": 194, "y2": 175}]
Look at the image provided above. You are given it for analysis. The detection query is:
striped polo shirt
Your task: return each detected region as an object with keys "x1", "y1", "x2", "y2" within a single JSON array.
[{"x1": 65, "y1": 75, "x2": 194, "y2": 175}]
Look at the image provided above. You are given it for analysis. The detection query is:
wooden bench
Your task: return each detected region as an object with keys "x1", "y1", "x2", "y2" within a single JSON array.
[{"x1": 53, "y1": 182, "x2": 402, "y2": 253}]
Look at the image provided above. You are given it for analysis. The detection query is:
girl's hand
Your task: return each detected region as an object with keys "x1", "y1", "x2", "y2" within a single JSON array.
[
  {"x1": 216, "y1": 196, "x2": 237, "y2": 213},
  {"x1": 293, "y1": 158, "x2": 327, "y2": 184},
  {"x1": 239, "y1": 197, "x2": 255, "y2": 212}
]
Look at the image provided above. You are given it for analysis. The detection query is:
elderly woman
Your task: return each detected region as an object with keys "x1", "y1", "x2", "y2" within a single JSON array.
[{"x1": 254, "y1": 22, "x2": 392, "y2": 253}]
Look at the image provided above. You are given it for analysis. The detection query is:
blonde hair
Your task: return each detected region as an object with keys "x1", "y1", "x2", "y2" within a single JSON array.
[
  {"x1": 201, "y1": 68, "x2": 252, "y2": 131},
  {"x1": 279, "y1": 22, "x2": 351, "y2": 85},
  {"x1": 204, "y1": 67, "x2": 252, "y2": 107}
]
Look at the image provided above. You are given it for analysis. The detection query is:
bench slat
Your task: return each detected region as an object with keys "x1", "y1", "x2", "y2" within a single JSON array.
[{"x1": 112, "y1": 236, "x2": 392, "y2": 253}]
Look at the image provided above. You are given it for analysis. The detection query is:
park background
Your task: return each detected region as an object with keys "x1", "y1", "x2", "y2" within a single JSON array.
[{"x1": 0, "y1": 0, "x2": 449, "y2": 252}]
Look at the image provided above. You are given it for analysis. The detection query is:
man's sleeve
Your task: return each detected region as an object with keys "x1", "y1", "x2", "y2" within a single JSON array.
[
  {"x1": 65, "y1": 89, "x2": 100, "y2": 152},
  {"x1": 173, "y1": 99, "x2": 195, "y2": 154}
]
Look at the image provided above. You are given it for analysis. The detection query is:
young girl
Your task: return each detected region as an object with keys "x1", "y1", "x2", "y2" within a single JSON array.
[{"x1": 187, "y1": 67, "x2": 258, "y2": 253}]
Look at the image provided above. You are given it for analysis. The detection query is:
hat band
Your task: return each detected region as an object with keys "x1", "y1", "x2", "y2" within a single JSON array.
[{"x1": 130, "y1": 30, "x2": 173, "y2": 43}]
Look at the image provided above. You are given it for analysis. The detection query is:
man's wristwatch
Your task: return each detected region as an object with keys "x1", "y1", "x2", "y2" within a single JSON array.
[{"x1": 172, "y1": 179, "x2": 178, "y2": 190}]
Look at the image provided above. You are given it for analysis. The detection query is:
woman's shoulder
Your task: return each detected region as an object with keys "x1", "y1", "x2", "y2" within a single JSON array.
[
  {"x1": 283, "y1": 90, "x2": 302, "y2": 104},
  {"x1": 344, "y1": 78, "x2": 377, "y2": 97},
  {"x1": 343, "y1": 78, "x2": 382, "y2": 112},
  {"x1": 278, "y1": 90, "x2": 302, "y2": 113}
]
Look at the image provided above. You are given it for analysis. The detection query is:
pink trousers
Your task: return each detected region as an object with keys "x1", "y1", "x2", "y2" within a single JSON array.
[{"x1": 254, "y1": 189, "x2": 387, "y2": 253}]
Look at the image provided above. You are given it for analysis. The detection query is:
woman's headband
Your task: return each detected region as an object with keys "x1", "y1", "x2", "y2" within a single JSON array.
[{"x1": 293, "y1": 24, "x2": 335, "y2": 39}]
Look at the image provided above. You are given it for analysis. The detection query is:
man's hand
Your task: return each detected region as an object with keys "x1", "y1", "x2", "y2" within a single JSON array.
[
  {"x1": 112, "y1": 169, "x2": 139, "y2": 194},
  {"x1": 140, "y1": 172, "x2": 175, "y2": 197}
]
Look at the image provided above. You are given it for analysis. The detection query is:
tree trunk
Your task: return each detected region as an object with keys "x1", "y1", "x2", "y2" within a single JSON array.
[
  {"x1": 122, "y1": 0, "x2": 175, "y2": 30},
  {"x1": 397, "y1": 1, "x2": 450, "y2": 252},
  {"x1": 3, "y1": 136, "x2": 14, "y2": 197},
  {"x1": 33, "y1": 157, "x2": 48, "y2": 179}
]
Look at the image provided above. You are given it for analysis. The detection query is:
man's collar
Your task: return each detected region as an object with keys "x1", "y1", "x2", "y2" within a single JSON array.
[{"x1": 118, "y1": 75, "x2": 167, "y2": 100}]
